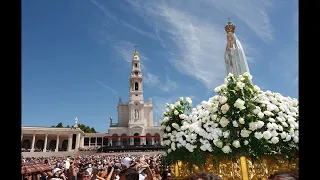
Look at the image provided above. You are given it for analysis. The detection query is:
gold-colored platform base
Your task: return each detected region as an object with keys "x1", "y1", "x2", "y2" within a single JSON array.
[{"x1": 171, "y1": 155, "x2": 298, "y2": 180}]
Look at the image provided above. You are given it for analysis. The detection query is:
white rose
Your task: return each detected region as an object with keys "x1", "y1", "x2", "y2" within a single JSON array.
[
  {"x1": 237, "y1": 75, "x2": 245, "y2": 82},
  {"x1": 186, "y1": 97, "x2": 192, "y2": 104},
  {"x1": 268, "y1": 118, "x2": 275, "y2": 123},
  {"x1": 239, "y1": 117, "x2": 245, "y2": 124},
  {"x1": 253, "y1": 85, "x2": 260, "y2": 92},
  {"x1": 223, "y1": 130, "x2": 230, "y2": 138},
  {"x1": 232, "y1": 140, "x2": 241, "y2": 148},
  {"x1": 263, "y1": 111, "x2": 274, "y2": 116},
  {"x1": 219, "y1": 96, "x2": 228, "y2": 104},
  {"x1": 220, "y1": 84, "x2": 227, "y2": 90},
  {"x1": 221, "y1": 104, "x2": 230, "y2": 114},
  {"x1": 240, "y1": 129, "x2": 251, "y2": 138},
  {"x1": 243, "y1": 72, "x2": 251, "y2": 78},
  {"x1": 221, "y1": 145, "x2": 232, "y2": 154},
  {"x1": 172, "y1": 130, "x2": 177, "y2": 136},
  {"x1": 219, "y1": 117, "x2": 230, "y2": 127},
  {"x1": 280, "y1": 132, "x2": 287, "y2": 139},
  {"x1": 263, "y1": 131, "x2": 272, "y2": 140},
  {"x1": 282, "y1": 122, "x2": 289, "y2": 127},
  {"x1": 161, "y1": 125, "x2": 166, "y2": 130},
  {"x1": 214, "y1": 86, "x2": 221, "y2": 93},
  {"x1": 210, "y1": 114, "x2": 217, "y2": 121},
  {"x1": 271, "y1": 137, "x2": 279, "y2": 144},
  {"x1": 162, "y1": 151, "x2": 167, "y2": 156},
  {"x1": 244, "y1": 140, "x2": 249, "y2": 145},
  {"x1": 166, "y1": 126, "x2": 171, "y2": 132},
  {"x1": 179, "y1": 97, "x2": 184, "y2": 101},
  {"x1": 284, "y1": 135, "x2": 291, "y2": 142},
  {"x1": 215, "y1": 140, "x2": 223, "y2": 148},
  {"x1": 175, "y1": 101, "x2": 180, "y2": 107},
  {"x1": 167, "y1": 149, "x2": 172, "y2": 153},
  {"x1": 253, "y1": 108, "x2": 260, "y2": 115},
  {"x1": 257, "y1": 121, "x2": 265, "y2": 129},
  {"x1": 249, "y1": 122, "x2": 258, "y2": 131},
  {"x1": 169, "y1": 104, "x2": 174, "y2": 110},
  {"x1": 179, "y1": 114, "x2": 186, "y2": 119},
  {"x1": 224, "y1": 78, "x2": 229, "y2": 84},
  {"x1": 234, "y1": 99, "x2": 246, "y2": 110},
  {"x1": 174, "y1": 110, "x2": 179, "y2": 115},
  {"x1": 236, "y1": 82, "x2": 245, "y2": 89},
  {"x1": 258, "y1": 112, "x2": 264, "y2": 118},
  {"x1": 254, "y1": 132, "x2": 263, "y2": 139},
  {"x1": 293, "y1": 136, "x2": 299, "y2": 143},
  {"x1": 232, "y1": 121, "x2": 239, "y2": 127}
]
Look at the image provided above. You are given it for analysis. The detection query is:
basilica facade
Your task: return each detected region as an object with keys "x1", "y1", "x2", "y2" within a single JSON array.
[{"x1": 106, "y1": 50, "x2": 162, "y2": 146}]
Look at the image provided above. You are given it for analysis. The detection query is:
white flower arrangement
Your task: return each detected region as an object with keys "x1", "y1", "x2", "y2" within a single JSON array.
[{"x1": 161, "y1": 72, "x2": 299, "y2": 166}]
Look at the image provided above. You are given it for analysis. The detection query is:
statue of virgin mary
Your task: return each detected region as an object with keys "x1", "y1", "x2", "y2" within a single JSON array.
[{"x1": 224, "y1": 18, "x2": 251, "y2": 79}]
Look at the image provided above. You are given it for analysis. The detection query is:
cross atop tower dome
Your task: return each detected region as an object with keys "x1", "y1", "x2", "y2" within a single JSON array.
[{"x1": 133, "y1": 46, "x2": 139, "y2": 56}]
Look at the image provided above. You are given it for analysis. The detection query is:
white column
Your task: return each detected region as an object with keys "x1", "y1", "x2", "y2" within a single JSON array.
[
  {"x1": 89, "y1": 137, "x2": 91, "y2": 147},
  {"x1": 109, "y1": 139, "x2": 113, "y2": 146},
  {"x1": 160, "y1": 136, "x2": 163, "y2": 146},
  {"x1": 43, "y1": 134, "x2": 48, "y2": 152},
  {"x1": 21, "y1": 134, "x2": 23, "y2": 141},
  {"x1": 130, "y1": 137, "x2": 134, "y2": 145},
  {"x1": 118, "y1": 138, "x2": 121, "y2": 146},
  {"x1": 31, "y1": 134, "x2": 36, "y2": 152},
  {"x1": 55, "y1": 134, "x2": 60, "y2": 152},
  {"x1": 67, "y1": 134, "x2": 72, "y2": 151},
  {"x1": 95, "y1": 137, "x2": 97, "y2": 147},
  {"x1": 151, "y1": 137, "x2": 154, "y2": 145},
  {"x1": 76, "y1": 133, "x2": 80, "y2": 151},
  {"x1": 102, "y1": 137, "x2": 104, "y2": 147},
  {"x1": 81, "y1": 137, "x2": 84, "y2": 147}
]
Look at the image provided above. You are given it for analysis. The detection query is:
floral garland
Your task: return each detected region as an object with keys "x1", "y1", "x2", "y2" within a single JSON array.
[{"x1": 160, "y1": 72, "x2": 299, "y2": 168}]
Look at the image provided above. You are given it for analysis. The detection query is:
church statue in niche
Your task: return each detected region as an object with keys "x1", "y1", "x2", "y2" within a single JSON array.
[{"x1": 134, "y1": 109, "x2": 139, "y2": 119}]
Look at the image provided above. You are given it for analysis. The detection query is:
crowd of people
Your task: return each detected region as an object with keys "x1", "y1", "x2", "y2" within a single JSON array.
[
  {"x1": 21, "y1": 152, "x2": 298, "y2": 180},
  {"x1": 21, "y1": 152, "x2": 170, "y2": 180},
  {"x1": 78, "y1": 147, "x2": 101, "y2": 151}
]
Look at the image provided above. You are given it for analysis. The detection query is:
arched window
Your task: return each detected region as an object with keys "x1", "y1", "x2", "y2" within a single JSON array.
[{"x1": 135, "y1": 82, "x2": 139, "y2": 91}]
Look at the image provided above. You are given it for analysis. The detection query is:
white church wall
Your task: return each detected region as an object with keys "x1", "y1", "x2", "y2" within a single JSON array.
[{"x1": 118, "y1": 105, "x2": 129, "y2": 127}]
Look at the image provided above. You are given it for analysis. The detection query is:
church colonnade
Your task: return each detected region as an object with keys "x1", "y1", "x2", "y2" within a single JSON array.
[
  {"x1": 21, "y1": 133, "x2": 84, "y2": 152},
  {"x1": 105, "y1": 133, "x2": 162, "y2": 146}
]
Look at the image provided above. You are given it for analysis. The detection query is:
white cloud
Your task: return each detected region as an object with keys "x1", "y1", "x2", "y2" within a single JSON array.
[
  {"x1": 96, "y1": 80, "x2": 119, "y2": 95},
  {"x1": 112, "y1": 41, "x2": 148, "y2": 70},
  {"x1": 152, "y1": 96, "x2": 177, "y2": 118},
  {"x1": 124, "y1": 0, "x2": 269, "y2": 90},
  {"x1": 144, "y1": 73, "x2": 177, "y2": 92},
  {"x1": 207, "y1": 0, "x2": 274, "y2": 42},
  {"x1": 89, "y1": 0, "x2": 159, "y2": 41}
]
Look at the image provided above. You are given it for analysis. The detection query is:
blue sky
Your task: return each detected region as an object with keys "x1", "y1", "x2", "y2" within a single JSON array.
[{"x1": 22, "y1": 0, "x2": 298, "y2": 133}]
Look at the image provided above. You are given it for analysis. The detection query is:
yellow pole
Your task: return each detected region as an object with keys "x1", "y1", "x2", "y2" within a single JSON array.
[{"x1": 240, "y1": 156, "x2": 249, "y2": 180}]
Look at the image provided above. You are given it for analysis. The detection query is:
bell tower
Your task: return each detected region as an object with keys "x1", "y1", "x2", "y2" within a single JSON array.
[
  {"x1": 129, "y1": 46, "x2": 144, "y2": 103},
  {"x1": 128, "y1": 46, "x2": 145, "y2": 126}
]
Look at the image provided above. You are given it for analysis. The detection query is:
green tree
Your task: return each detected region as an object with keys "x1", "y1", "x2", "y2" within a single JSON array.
[
  {"x1": 56, "y1": 122, "x2": 63, "y2": 128},
  {"x1": 51, "y1": 122, "x2": 97, "y2": 133}
]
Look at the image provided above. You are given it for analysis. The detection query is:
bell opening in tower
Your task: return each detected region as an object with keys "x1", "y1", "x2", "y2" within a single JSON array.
[
  {"x1": 135, "y1": 82, "x2": 139, "y2": 91},
  {"x1": 135, "y1": 63, "x2": 137, "y2": 67}
]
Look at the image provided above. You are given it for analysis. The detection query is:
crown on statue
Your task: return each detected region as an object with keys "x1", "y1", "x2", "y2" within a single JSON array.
[
  {"x1": 225, "y1": 18, "x2": 236, "y2": 33},
  {"x1": 133, "y1": 51, "x2": 139, "y2": 56}
]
